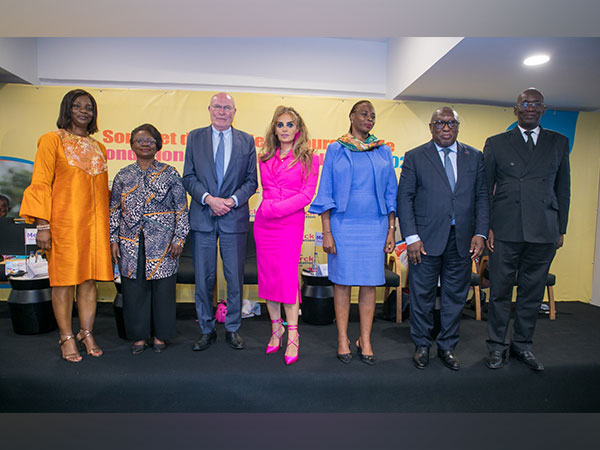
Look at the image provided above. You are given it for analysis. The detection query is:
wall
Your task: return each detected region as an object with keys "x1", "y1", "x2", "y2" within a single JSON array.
[{"x1": 37, "y1": 38, "x2": 388, "y2": 98}]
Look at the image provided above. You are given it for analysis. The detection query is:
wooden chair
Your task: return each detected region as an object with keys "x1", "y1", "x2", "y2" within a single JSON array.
[
  {"x1": 383, "y1": 253, "x2": 403, "y2": 323},
  {"x1": 470, "y1": 259, "x2": 482, "y2": 320},
  {"x1": 474, "y1": 256, "x2": 556, "y2": 320}
]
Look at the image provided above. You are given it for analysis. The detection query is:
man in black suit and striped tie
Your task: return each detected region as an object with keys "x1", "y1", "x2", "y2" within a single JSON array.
[{"x1": 484, "y1": 88, "x2": 571, "y2": 371}]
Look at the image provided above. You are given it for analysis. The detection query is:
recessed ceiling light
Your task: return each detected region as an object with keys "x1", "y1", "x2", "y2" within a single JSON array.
[{"x1": 523, "y1": 54, "x2": 550, "y2": 66}]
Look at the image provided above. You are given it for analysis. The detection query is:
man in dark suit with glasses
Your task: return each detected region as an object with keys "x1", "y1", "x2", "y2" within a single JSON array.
[
  {"x1": 183, "y1": 92, "x2": 258, "y2": 352},
  {"x1": 484, "y1": 88, "x2": 570, "y2": 371},
  {"x1": 397, "y1": 106, "x2": 489, "y2": 371}
]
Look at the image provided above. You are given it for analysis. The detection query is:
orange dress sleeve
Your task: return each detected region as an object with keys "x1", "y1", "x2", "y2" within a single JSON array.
[{"x1": 19, "y1": 132, "x2": 61, "y2": 223}]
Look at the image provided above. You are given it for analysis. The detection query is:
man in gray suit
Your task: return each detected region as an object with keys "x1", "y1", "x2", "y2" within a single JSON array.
[
  {"x1": 484, "y1": 88, "x2": 570, "y2": 371},
  {"x1": 397, "y1": 107, "x2": 488, "y2": 371},
  {"x1": 183, "y1": 92, "x2": 258, "y2": 351}
]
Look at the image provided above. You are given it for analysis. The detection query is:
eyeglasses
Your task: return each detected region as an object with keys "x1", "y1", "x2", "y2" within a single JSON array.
[
  {"x1": 72, "y1": 104, "x2": 94, "y2": 112},
  {"x1": 133, "y1": 138, "x2": 157, "y2": 146},
  {"x1": 430, "y1": 120, "x2": 459, "y2": 130},
  {"x1": 210, "y1": 104, "x2": 234, "y2": 112},
  {"x1": 276, "y1": 121, "x2": 295, "y2": 129},
  {"x1": 517, "y1": 101, "x2": 545, "y2": 110}
]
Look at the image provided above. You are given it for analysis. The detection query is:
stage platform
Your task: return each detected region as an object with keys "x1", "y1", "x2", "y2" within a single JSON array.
[{"x1": 1, "y1": 300, "x2": 599, "y2": 413}]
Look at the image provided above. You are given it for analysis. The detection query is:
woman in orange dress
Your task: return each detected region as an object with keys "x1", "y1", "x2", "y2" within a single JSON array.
[{"x1": 20, "y1": 89, "x2": 113, "y2": 363}]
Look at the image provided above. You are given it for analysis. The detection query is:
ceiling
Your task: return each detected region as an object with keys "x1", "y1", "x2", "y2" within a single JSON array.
[
  {"x1": 398, "y1": 38, "x2": 600, "y2": 111},
  {"x1": 1, "y1": 0, "x2": 600, "y2": 111},
  {"x1": 2, "y1": 0, "x2": 599, "y2": 38}
]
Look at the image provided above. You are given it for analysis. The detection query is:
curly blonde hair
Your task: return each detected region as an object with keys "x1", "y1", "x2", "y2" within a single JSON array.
[{"x1": 260, "y1": 106, "x2": 314, "y2": 175}]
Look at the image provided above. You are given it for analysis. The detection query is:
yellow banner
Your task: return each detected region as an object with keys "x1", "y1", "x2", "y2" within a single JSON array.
[{"x1": 1, "y1": 84, "x2": 598, "y2": 304}]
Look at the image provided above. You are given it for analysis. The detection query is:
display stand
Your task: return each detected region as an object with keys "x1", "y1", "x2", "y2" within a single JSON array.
[
  {"x1": 7, "y1": 276, "x2": 56, "y2": 335},
  {"x1": 300, "y1": 270, "x2": 334, "y2": 325}
]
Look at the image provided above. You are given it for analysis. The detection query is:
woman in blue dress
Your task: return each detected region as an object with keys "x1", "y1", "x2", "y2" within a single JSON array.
[{"x1": 309, "y1": 100, "x2": 397, "y2": 365}]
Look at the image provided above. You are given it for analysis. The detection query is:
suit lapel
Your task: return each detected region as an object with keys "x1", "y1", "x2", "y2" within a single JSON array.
[
  {"x1": 423, "y1": 141, "x2": 453, "y2": 193},
  {"x1": 455, "y1": 142, "x2": 468, "y2": 191},
  {"x1": 203, "y1": 126, "x2": 218, "y2": 182},
  {"x1": 223, "y1": 127, "x2": 238, "y2": 183},
  {"x1": 507, "y1": 127, "x2": 532, "y2": 168}
]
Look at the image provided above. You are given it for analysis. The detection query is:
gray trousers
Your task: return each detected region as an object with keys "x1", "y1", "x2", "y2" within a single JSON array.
[{"x1": 192, "y1": 229, "x2": 246, "y2": 333}]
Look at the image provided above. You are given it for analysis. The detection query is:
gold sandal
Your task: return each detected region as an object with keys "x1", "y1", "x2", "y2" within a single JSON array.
[
  {"x1": 77, "y1": 329, "x2": 103, "y2": 357},
  {"x1": 58, "y1": 334, "x2": 82, "y2": 363}
]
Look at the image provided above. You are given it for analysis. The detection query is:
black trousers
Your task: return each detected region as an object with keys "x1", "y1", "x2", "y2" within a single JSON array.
[
  {"x1": 408, "y1": 227, "x2": 471, "y2": 351},
  {"x1": 121, "y1": 232, "x2": 177, "y2": 341},
  {"x1": 486, "y1": 239, "x2": 556, "y2": 352}
]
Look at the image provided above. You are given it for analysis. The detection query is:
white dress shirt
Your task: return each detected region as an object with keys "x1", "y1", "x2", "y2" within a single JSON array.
[{"x1": 517, "y1": 125, "x2": 540, "y2": 145}]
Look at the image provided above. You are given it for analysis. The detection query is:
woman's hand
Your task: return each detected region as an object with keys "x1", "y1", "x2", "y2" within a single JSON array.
[
  {"x1": 384, "y1": 229, "x2": 395, "y2": 254},
  {"x1": 169, "y1": 242, "x2": 183, "y2": 259},
  {"x1": 36, "y1": 229, "x2": 52, "y2": 250},
  {"x1": 323, "y1": 232, "x2": 337, "y2": 254},
  {"x1": 110, "y1": 242, "x2": 120, "y2": 265}
]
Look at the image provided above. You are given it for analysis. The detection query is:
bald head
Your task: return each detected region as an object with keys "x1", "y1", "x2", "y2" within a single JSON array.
[
  {"x1": 429, "y1": 106, "x2": 460, "y2": 147},
  {"x1": 517, "y1": 87, "x2": 544, "y2": 104},
  {"x1": 211, "y1": 92, "x2": 235, "y2": 107},
  {"x1": 430, "y1": 106, "x2": 459, "y2": 123},
  {"x1": 514, "y1": 87, "x2": 546, "y2": 130},
  {"x1": 209, "y1": 92, "x2": 237, "y2": 131}
]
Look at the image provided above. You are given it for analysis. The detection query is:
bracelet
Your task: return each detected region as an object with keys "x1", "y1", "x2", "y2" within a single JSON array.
[
  {"x1": 323, "y1": 230, "x2": 331, "y2": 234},
  {"x1": 389, "y1": 226, "x2": 395, "y2": 230},
  {"x1": 36, "y1": 224, "x2": 51, "y2": 231}
]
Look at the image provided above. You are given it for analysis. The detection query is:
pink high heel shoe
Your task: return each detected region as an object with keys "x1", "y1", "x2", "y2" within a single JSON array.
[
  {"x1": 284, "y1": 325, "x2": 299, "y2": 366},
  {"x1": 266, "y1": 318, "x2": 285, "y2": 354}
]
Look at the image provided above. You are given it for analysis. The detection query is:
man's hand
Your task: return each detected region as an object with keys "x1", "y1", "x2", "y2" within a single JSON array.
[
  {"x1": 407, "y1": 240, "x2": 426, "y2": 264},
  {"x1": 323, "y1": 232, "x2": 336, "y2": 254},
  {"x1": 206, "y1": 195, "x2": 232, "y2": 216},
  {"x1": 470, "y1": 235, "x2": 485, "y2": 261},
  {"x1": 486, "y1": 228, "x2": 495, "y2": 252},
  {"x1": 557, "y1": 234, "x2": 564, "y2": 249}
]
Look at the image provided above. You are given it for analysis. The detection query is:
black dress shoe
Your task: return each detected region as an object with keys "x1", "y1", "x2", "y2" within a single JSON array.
[
  {"x1": 131, "y1": 341, "x2": 148, "y2": 355},
  {"x1": 192, "y1": 330, "x2": 217, "y2": 351},
  {"x1": 486, "y1": 350, "x2": 507, "y2": 369},
  {"x1": 438, "y1": 349, "x2": 460, "y2": 371},
  {"x1": 413, "y1": 346, "x2": 430, "y2": 369},
  {"x1": 509, "y1": 348, "x2": 544, "y2": 371},
  {"x1": 153, "y1": 341, "x2": 167, "y2": 353},
  {"x1": 225, "y1": 331, "x2": 245, "y2": 350}
]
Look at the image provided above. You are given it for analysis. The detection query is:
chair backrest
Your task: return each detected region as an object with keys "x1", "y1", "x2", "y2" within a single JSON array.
[
  {"x1": 245, "y1": 221, "x2": 256, "y2": 261},
  {"x1": 243, "y1": 221, "x2": 257, "y2": 285}
]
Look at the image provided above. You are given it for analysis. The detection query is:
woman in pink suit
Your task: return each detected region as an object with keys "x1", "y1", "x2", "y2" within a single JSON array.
[{"x1": 254, "y1": 106, "x2": 319, "y2": 365}]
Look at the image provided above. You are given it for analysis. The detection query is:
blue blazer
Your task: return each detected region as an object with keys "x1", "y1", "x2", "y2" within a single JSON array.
[
  {"x1": 309, "y1": 142, "x2": 397, "y2": 216},
  {"x1": 397, "y1": 140, "x2": 489, "y2": 257},
  {"x1": 182, "y1": 126, "x2": 258, "y2": 233}
]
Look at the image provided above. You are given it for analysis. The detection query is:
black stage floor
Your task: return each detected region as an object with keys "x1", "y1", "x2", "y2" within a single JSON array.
[{"x1": 1, "y1": 300, "x2": 599, "y2": 413}]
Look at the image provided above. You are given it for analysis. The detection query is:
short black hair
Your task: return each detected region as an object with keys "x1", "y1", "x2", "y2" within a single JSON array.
[
  {"x1": 56, "y1": 89, "x2": 99, "y2": 134},
  {"x1": 130, "y1": 124, "x2": 163, "y2": 151}
]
